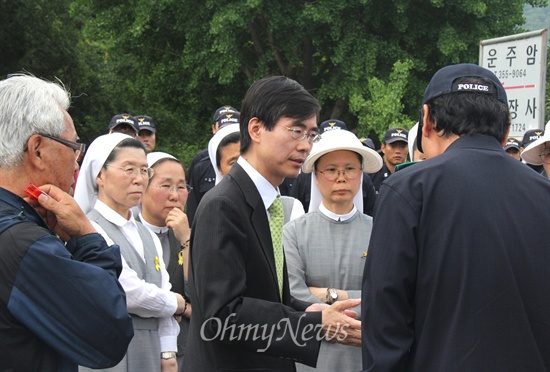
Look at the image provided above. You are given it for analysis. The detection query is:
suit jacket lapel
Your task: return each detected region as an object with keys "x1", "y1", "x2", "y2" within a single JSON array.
[{"x1": 229, "y1": 163, "x2": 279, "y2": 296}]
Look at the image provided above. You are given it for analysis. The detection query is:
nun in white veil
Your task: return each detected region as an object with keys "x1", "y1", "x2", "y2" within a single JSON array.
[
  {"x1": 282, "y1": 129, "x2": 382, "y2": 372},
  {"x1": 75, "y1": 133, "x2": 184, "y2": 372},
  {"x1": 207, "y1": 123, "x2": 240, "y2": 185}
]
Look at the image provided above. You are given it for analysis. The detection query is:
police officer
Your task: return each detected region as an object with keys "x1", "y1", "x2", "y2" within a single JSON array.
[{"x1": 367, "y1": 127, "x2": 409, "y2": 192}]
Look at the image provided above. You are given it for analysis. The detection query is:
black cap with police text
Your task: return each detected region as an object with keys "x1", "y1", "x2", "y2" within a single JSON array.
[
  {"x1": 108, "y1": 114, "x2": 138, "y2": 132},
  {"x1": 417, "y1": 63, "x2": 507, "y2": 153},
  {"x1": 216, "y1": 111, "x2": 240, "y2": 129},
  {"x1": 421, "y1": 63, "x2": 507, "y2": 105},
  {"x1": 135, "y1": 115, "x2": 156, "y2": 133},
  {"x1": 521, "y1": 129, "x2": 544, "y2": 148},
  {"x1": 319, "y1": 119, "x2": 348, "y2": 133},
  {"x1": 213, "y1": 106, "x2": 238, "y2": 123},
  {"x1": 383, "y1": 127, "x2": 408, "y2": 144},
  {"x1": 503, "y1": 138, "x2": 520, "y2": 152}
]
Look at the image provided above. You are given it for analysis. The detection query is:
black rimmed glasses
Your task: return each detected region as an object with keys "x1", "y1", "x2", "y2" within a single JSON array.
[
  {"x1": 317, "y1": 166, "x2": 362, "y2": 181},
  {"x1": 107, "y1": 165, "x2": 155, "y2": 179},
  {"x1": 286, "y1": 127, "x2": 321, "y2": 144},
  {"x1": 40, "y1": 134, "x2": 86, "y2": 162}
]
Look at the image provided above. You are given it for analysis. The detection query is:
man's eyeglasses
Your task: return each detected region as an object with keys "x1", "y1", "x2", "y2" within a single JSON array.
[
  {"x1": 286, "y1": 127, "x2": 321, "y2": 144},
  {"x1": 317, "y1": 166, "x2": 362, "y2": 181},
  {"x1": 539, "y1": 151, "x2": 550, "y2": 164},
  {"x1": 40, "y1": 134, "x2": 86, "y2": 162},
  {"x1": 106, "y1": 165, "x2": 155, "y2": 179},
  {"x1": 155, "y1": 184, "x2": 192, "y2": 194}
]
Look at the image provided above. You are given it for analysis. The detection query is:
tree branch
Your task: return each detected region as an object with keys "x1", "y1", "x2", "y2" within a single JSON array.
[
  {"x1": 301, "y1": 36, "x2": 313, "y2": 90},
  {"x1": 330, "y1": 97, "x2": 347, "y2": 119},
  {"x1": 248, "y1": 21, "x2": 265, "y2": 60},
  {"x1": 266, "y1": 30, "x2": 288, "y2": 75}
]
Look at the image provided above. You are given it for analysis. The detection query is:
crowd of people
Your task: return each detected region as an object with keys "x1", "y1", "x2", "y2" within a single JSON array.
[{"x1": 0, "y1": 63, "x2": 549, "y2": 372}]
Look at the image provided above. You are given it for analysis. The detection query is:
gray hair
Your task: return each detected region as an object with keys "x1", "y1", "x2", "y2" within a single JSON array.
[{"x1": 0, "y1": 74, "x2": 70, "y2": 168}]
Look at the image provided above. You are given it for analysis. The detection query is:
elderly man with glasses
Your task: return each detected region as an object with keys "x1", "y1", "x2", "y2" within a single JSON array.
[{"x1": 0, "y1": 74, "x2": 133, "y2": 371}]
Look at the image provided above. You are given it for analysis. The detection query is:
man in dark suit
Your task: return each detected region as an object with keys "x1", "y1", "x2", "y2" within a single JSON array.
[
  {"x1": 362, "y1": 64, "x2": 550, "y2": 371},
  {"x1": 185, "y1": 76, "x2": 361, "y2": 371}
]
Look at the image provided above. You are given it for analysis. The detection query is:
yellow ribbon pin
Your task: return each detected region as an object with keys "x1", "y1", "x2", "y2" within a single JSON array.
[
  {"x1": 178, "y1": 251, "x2": 183, "y2": 266},
  {"x1": 362, "y1": 251, "x2": 367, "y2": 258},
  {"x1": 154, "y1": 256, "x2": 161, "y2": 271}
]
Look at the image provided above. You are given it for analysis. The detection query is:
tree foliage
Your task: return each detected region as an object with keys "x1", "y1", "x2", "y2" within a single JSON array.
[
  {"x1": 0, "y1": 0, "x2": 119, "y2": 140},
  {"x1": 2, "y1": 0, "x2": 548, "y2": 166}
]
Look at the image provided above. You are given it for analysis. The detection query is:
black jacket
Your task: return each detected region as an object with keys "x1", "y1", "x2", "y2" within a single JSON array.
[
  {"x1": 363, "y1": 135, "x2": 550, "y2": 371},
  {"x1": 0, "y1": 188, "x2": 133, "y2": 371},
  {"x1": 185, "y1": 163, "x2": 322, "y2": 371}
]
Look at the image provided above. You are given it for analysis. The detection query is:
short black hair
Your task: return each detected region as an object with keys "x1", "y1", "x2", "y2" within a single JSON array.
[{"x1": 239, "y1": 76, "x2": 320, "y2": 154}]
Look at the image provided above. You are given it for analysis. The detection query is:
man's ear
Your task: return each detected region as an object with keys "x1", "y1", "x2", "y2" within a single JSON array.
[
  {"x1": 248, "y1": 117, "x2": 263, "y2": 145},
  {"x1": 26, "y1": 134, "x2": 48, "y2": 171},
  {"x1": 501, "y1": 125, "x2": 511, "y2": 147},
  {"x1": 421, "y1": 104, "x2": 435, "y2": 139}
]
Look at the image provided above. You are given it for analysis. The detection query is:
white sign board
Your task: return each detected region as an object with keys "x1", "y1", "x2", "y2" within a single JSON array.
[{"x1": 479, "y1": 29, "x2": 547, "y2": 139}]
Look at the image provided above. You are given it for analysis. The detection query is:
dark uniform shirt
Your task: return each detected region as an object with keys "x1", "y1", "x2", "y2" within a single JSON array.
[
  {"x1": 186, "y1": 148, "x2": 208, "y2": 180},
  {"x1": 186, "y1": 154, "x2": 216, "y2": 226},
  {"x1": 367, "y1": 162, "x2": 391, "y2": 192},
  {"x1": 0, "y1": 188, "x2": 133, "y2": 371},
  {"x1": 362, "y1": 135, "x2": 550, "y2": 371}
]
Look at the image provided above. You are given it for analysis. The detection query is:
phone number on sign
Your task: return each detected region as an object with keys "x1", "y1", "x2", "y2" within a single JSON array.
[
  {"x1": 511, "y1": 123, "x2": 526, "y2": 132},
  {"x1": 496, "y1": 69, "x2": 527, "y2": 79}
]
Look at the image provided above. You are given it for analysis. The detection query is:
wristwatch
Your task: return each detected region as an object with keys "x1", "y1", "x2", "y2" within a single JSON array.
[
  {"x1": 326, "y1": 288, "x2": 338, "y2": 304},
  {"x1": 161, "y1": 352, "x2": 177, "y2": 360}
]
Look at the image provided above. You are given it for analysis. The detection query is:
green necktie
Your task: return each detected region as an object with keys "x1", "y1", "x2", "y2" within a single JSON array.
[{"x1": 269, "y1": 196, "x2": 284, "y2": 300}]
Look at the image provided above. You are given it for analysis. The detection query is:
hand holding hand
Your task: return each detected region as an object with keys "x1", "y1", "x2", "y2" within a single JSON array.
[{"x1": 320, "y1": 299, "x2": 362, "y2": 347}]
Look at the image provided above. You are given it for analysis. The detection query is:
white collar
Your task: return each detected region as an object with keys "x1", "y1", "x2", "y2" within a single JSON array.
[
  {"x1": 138, "y1": 212, "x2": 169, "y2": 234},
  {"x1": 94, "y1": 200, "x2": 137, "y2": 227},
  {"x1": 319, "y1": 203, "x2": 357, "y2": 221}
]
